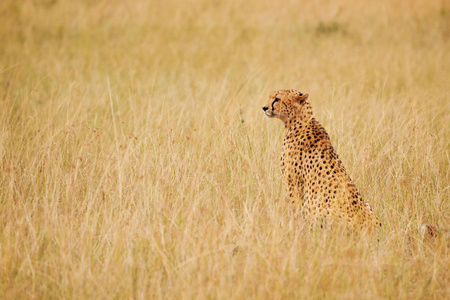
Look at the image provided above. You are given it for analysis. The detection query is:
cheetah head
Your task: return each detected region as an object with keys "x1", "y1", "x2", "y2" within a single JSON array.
[{"x1": 262, "y1": 90, "x2": 309, "y2": 124}]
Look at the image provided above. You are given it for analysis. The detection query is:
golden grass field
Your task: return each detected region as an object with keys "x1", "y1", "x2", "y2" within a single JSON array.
[{"x1": 1, "y1": 0, "x2": 449, "y2": 298}]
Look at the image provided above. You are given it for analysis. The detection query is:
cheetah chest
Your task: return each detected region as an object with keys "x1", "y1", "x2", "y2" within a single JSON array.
[{"x1": 281, "y1": 134, "x2": 305, "y2": 191}]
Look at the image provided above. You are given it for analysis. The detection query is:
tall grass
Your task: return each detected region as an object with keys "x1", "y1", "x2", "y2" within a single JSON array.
[{"x1": 0, "y1": 0, "x2": 449, "y2": 298}]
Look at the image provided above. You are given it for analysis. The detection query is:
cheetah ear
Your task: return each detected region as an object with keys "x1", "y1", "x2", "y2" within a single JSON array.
[{"x1": 296, "y1": 92, "x2": 309, "y2": 103}]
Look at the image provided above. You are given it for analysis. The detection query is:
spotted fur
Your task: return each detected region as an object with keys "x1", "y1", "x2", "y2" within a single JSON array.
[{"x1": 263, "y1": 90, "x2": 381, "y2": 232}]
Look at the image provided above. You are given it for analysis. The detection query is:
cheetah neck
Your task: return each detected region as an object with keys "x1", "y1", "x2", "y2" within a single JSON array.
[
  {"x1": 284, "y1": 102, "x2": 313, "y2": 129},
  {"x1": 285, "y1": 113, "x2": 313, "y2": 130}
]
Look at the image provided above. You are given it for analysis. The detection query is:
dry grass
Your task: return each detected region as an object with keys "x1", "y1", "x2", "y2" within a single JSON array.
[{"x1": 0, "y1": 0, "x2": 449, "y2": 299}]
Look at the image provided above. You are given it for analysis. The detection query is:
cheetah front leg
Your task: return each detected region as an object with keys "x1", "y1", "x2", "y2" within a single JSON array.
[{"x1": 285, "y1": 174, "x2": 305, "y2": 210}]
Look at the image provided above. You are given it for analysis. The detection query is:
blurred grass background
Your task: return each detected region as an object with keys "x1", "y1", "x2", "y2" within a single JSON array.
[{"x1": 0, "y1": 0, "x2": 449, "y2": 298}]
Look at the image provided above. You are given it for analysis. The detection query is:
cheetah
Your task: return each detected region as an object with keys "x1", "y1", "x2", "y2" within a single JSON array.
[{"x1": 262, "y1": 89, "x2": 381, "y2": 232}]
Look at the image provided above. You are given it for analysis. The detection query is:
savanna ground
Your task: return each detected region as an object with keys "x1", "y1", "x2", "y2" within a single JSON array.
[{"x1": 1, "y1": 0, "x2": 449, "y2": 299}]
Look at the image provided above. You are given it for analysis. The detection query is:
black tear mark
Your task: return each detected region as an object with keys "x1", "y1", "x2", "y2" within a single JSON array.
[{"x1": 272, "y1": 98, "x2": 280, "y2": 111}]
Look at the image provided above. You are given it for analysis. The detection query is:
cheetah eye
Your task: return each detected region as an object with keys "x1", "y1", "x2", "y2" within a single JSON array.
[
  {"x1": 299, "y1": 93, "x2": 303, "y2": 96},
  {"x1": 271, "y1": 98, "x2": 280, "y2": 111}
]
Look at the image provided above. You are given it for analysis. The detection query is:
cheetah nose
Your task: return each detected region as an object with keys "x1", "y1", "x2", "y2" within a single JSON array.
[{"x1": 262, "y1": 106, "x2": 268, "y2": 111}]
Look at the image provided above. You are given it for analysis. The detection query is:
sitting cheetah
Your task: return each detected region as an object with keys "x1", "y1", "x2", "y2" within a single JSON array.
[{"x1": 262, "y1": 90, "x2": 381, "y2": 232}]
